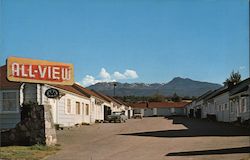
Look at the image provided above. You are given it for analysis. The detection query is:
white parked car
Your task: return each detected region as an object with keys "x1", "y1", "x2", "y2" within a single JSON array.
[
  {"x1": 133, "y1": 113, "x2": 143, "y2": 119},
  {"x1": 107, "y1": 112, "x2": 128, "y2": 123}
]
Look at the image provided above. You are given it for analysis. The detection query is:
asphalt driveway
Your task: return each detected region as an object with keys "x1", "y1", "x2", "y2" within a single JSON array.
[{"x1": 46, "y1": 117, "x2": 250, "y2": 160}]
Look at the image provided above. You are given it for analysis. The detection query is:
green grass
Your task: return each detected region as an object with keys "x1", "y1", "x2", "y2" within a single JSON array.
[{"x1": 0, "y1": 144, "x2": 60, "y2": 160}]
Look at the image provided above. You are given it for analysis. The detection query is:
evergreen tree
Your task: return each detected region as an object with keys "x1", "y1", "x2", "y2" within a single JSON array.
[
  {"x1": 171, "y1": 93, "x2": 182, "y2": 102},
  {"x1": 223, "y1": 70, "x2": 241, "y2": 87}
]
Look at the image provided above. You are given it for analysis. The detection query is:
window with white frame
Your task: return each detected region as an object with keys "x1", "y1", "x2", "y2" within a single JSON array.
[
  {"x1": 66, "y1": 99, "x2": 71, "y2": 114},
  {"x1": 224, "y1": 103, "x2": 228, "y2": 110},
  {"x1": 85, "y1": 104, "x2": 89, "y2": 115},
  {"x1": 1, "y1": 91, "x2": 19, "y2": 112},
  {"x1": 241, "y1": 98, "x2": 246, "y2": 113},
  {"x1": 76, "y1": 102, "x2": 81, "y2": 115}
]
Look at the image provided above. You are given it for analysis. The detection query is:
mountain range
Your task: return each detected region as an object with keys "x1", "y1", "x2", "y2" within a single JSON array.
[{"x1": 87, "y1": 77, "x2": 222, "y2": 97}]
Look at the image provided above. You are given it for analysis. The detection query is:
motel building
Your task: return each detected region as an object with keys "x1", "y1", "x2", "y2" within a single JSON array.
[
  {"x1": 71, "y1": 83, "x2": 106, "y2": 123},
  {"x1": 0, "y1": 57, "x2": 130, "y2": 130},
  {"x1": 0, "y1": 65, "x2": 22, "y2": 129},
  {"x1": 186, "y1": 78, "x2": 250, "y2": 123},
  {"x1": 0, "y1": 57, "x2": 95, "y2": 129},
  {"x1": 131, "y1": 101, "x2": 189, "y2": 117},
  {"x1": 91, "y1": 90, "x2": 130, "y2": 120},
  {"x1": 108, "y1": 96, "x2": 134, "y2": 119},
  {"x1": 0, "y1": 65, "x2": 100, "y2": 129}
]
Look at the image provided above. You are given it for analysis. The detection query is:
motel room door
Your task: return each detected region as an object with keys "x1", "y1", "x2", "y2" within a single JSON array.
[
  {"x1": 171, "y1": 108, "x2": 175, "y2": 115},
  {"x1": 104, "y1": 105, "x2": 111, "y2": 120},
  {"x1": 128, "y1": 110, "x2": 131, "y2": 119}
]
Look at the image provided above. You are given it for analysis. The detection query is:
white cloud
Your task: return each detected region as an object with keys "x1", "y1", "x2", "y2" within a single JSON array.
[
  {"x1": 113, "y1": 69, "x2": 138, "y2": 80},
  {"x1": 81, "y1": 68, "x2": 139, "y2": 86},
  {"x1": 99, "y1": 68, "x2": 111, "y2": 80},
  {"x1": 113, "y1": 71, "x2": 126, "y2": 79},
  {"x1": 82, "y1": 75, "x2": 100, "y2": 86},
  {"x1": 124, "y1": 69, "x2": 139, "y2": 79}
]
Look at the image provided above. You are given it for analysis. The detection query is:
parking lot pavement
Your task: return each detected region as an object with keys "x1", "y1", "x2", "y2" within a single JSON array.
[{"x1": 46, "y1": 117, "x2": 250, "y2": 160}]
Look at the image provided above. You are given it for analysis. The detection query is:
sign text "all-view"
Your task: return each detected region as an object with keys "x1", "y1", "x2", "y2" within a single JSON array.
[{"x1": 7, "y1": 57, "x2": 74, "y2": 85}]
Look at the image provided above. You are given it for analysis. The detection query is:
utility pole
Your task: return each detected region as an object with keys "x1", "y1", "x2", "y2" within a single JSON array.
[{"x1": 113, "y1": 83, "x2": 117, "y2": 97}]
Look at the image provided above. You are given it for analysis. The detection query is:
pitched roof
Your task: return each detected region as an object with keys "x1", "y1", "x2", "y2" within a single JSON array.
[
  {"x1": 230, "y1": 78, "x2": 250, "y2": 96},
  {"x1": 231, "y1": 86, "x2": 249, "y2": 96},
  {"x1": 130, "y1": 102, "x2": 147, "y2": 108},
  {"x1": 202, "y1": 78, "x2": 250, "y2": 101},
  {"x1": 108, "y1": 96, "x2": 123, "y2": 105},
  {"x1": 91, "y1": 90, "x2": 113, "y2": 103},
  {"x1": 51, "y1": 83, "x2": 111, "y2": 101},
  {"x1": 196, "y1": 90, "x2": 214, "y2": 102},
  {"x1": 72, "y1": 83, "x2": 105, "y2": 101},
  {"x1": 204, "y1": 86, "x2": 229, "y2": 100},
  {"x1": 0, "y1": 65, "x2": 21, "y2": 90},
  {"x1": 50, "y1": 84, "x2": 90, "y2": 98},
  {"x1": 130, "y1": 101, "x2": 189, "y2": 109}
]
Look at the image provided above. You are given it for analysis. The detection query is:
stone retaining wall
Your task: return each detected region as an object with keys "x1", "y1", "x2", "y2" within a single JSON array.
[{"x1": 0, "y1": 103, "x2": 57, "y2": 146}]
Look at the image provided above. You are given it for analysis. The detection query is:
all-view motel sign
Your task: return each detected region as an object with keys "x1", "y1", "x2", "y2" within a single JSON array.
[{"x1": 7, "y1": 57, "x2": 74, "y2": 85}]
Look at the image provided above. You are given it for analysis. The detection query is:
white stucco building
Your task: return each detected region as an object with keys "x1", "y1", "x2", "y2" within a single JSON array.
[{"x1": 0, "y1": 65, "x2": 110, "y2": 129}]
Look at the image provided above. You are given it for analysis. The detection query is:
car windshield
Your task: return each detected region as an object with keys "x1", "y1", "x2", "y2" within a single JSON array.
[
  {"x1": 112, "y1": 112, "x2": 124, "y2": 115},
  {"x1": 112, "y1": 112, "x2": 121, "y2": 115}
]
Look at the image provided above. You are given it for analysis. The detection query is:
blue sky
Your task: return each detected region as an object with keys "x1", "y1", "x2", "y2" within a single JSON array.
[{"x1": 0, "y1": 0, "x2": 249, "y2": 86}]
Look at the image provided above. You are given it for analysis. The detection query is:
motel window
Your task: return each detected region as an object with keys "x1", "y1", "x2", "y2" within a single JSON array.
[
  {"x1": 66, "y1": 99, "x2": 71, "y2": 114},
  {"x1": 241, "y1": 98, "x2": 246, "y2": 113},
  {"x1": 85, "y1": 104, "x2": 89, "y2": 115},
  {"x1": 76, "y1": 102, "x2": 81, "y2": 115},
  {"x1": 230, "y1": 101, "x2": 233, "y2": 112},
  {"x1": 218, "y1": 105, "x2": 221, "y2": 111},
  {"x1": 224, "y1": 103, "x2": 228, "y2": 110},
  {"x1": 82, "y1": 103, "x2": 85, "y2": 115},
  {"x1": 1, "y1": 91, "x2": 19, "y2": 112}
]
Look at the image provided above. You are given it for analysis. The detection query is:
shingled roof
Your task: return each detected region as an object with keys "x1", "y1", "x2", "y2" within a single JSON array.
[
  {"x1": 196, "y1": 90, "x2": 214, "y2": 102},
  {"x1": 91, "y1": 90, "x2": 113, "y2": 103},
  {"x1": 72, "y1": 83, "x2": 107, "y2": 102},
  {"x1": 108, "y1": 96, "x2": 123, "y2": 105},
  {"x1": 51, "y1": 84, "x2": 90, "y2": 98},
  {"x1": 230, "y1": 78, "x2": 250, "y2": 96}
]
